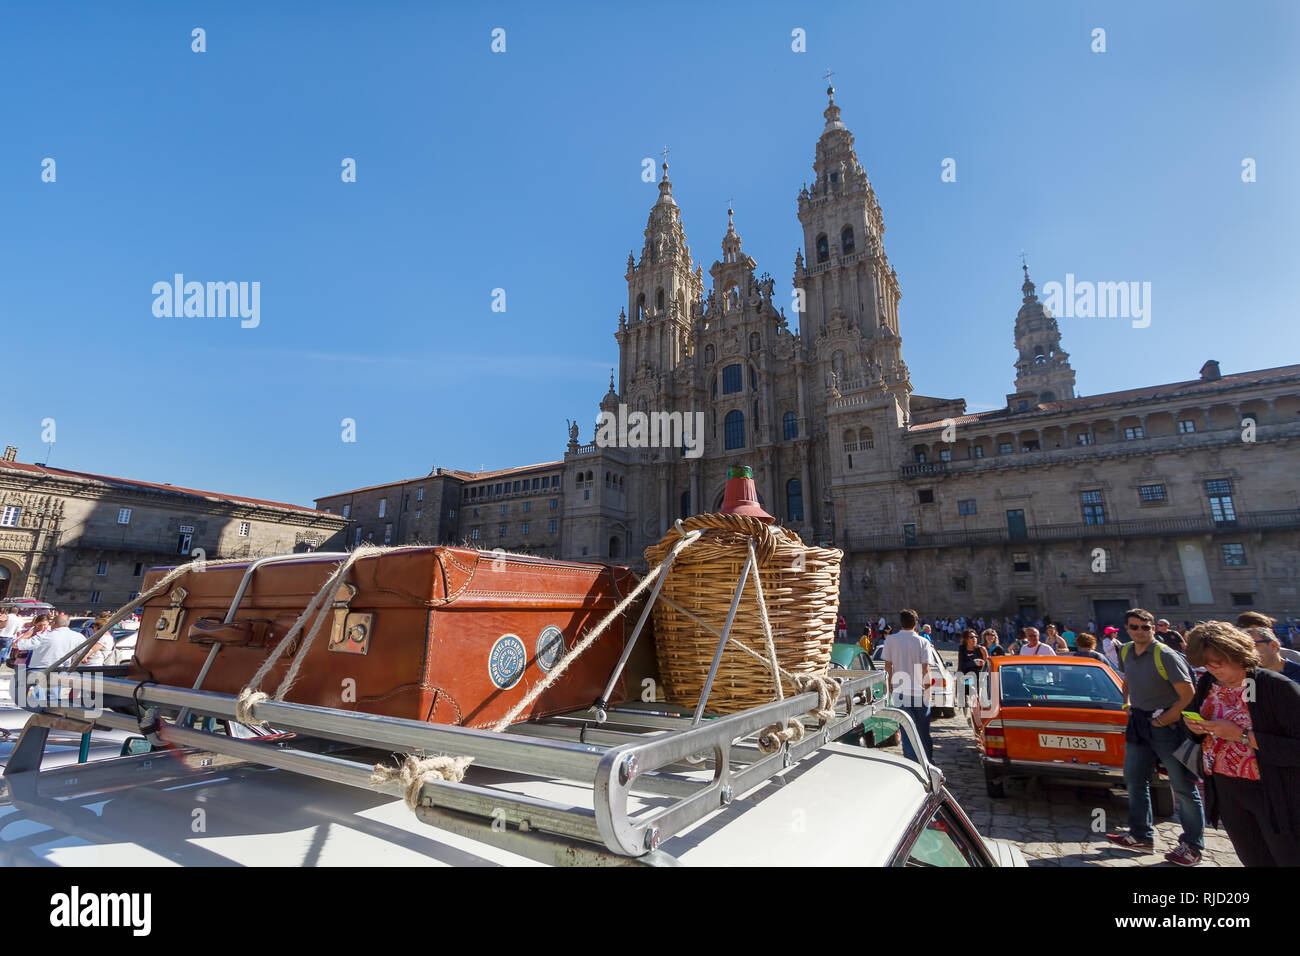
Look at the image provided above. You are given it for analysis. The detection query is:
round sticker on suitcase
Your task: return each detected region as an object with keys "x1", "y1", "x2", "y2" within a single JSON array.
[
  {"x1": 488, "y1": 633, "x2": 527, "y2": 689},
  {"x1": 536, "y1": 626, "x2": 566, "y2": 673}
]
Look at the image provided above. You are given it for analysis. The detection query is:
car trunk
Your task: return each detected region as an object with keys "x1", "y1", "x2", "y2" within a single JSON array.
[{"x1": 996, "y1": 705, "x2": 1127, "y2": 767}]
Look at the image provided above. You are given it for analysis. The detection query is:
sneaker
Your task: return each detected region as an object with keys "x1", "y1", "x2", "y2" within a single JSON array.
[
  {"x1": 1164, "y1": 842, "x2": 1202, "y2": 867},
  {"x1": 1106, "y1": 832, "x2": 1155, "y2": 852}
]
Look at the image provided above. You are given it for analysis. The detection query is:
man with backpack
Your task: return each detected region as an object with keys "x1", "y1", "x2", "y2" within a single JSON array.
[{"x1": 1106, "y1": 608, "x2": 1205, "y2": 866}]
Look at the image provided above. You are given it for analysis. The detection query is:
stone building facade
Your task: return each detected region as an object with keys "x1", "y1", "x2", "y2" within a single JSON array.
[
  {"x1": 316, "y1": 462, "x2": 568, "y2": 559},
  {"x1": 0, "y1": 446, "x2": 346, "y2": 611},
  {"x1": 315, "y1": 89, "x2": 1300, "y2": 632}
]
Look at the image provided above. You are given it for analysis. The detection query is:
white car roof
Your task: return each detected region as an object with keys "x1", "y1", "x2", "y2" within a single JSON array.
[{"x1": 0, "y1": 725, "x2": 935, "y2": 867}]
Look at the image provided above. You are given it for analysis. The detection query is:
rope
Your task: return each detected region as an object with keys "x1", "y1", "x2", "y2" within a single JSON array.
[
  {"x1": 489, "y1": 525, "x2": 703, "y2": 731},
  {"x1": 756, "y1": 673, "x2": 842, "y2": 755},
  {"x1": 46, "y1": 555, "x2": 252, "y2": 672},
  {"x1": 235, "y1": 545, "x2": 428, "y2": 726},
  {"x1": 747, "y1": 539, "x2": 784, "y2": 702},
  {"x1": 369, "y1": 754, "x2": 473, "y2": 810}
]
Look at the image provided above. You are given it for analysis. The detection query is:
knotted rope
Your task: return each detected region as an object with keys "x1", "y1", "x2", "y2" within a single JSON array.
[{"x1": 369, "y1": 754, "x2": 473, "y2": 810}]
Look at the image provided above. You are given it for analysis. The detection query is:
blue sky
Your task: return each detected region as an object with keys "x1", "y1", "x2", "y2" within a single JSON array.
[{"x1": 2, "y1": 1, "x2": 1296, "y2": 507}]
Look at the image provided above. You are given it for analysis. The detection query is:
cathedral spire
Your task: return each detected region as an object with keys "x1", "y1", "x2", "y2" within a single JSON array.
[
  {"x1": 823, "y1": 78, "x2": 845, "y2": 131},
  {"x1": 1010, "y1": 261, "x2": 1075, "y2": 407},
  {"x1": 721, "y1": 204, "x2": 742, "y2": 262},
  {"x1": 637, "y1": 157, "x2": 689, "y2": 268}
]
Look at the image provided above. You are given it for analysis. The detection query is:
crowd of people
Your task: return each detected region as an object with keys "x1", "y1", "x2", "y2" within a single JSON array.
[
  {"x1": 0, "y1": 608, "x2": 130, "y2": 669},
  {"x1": 854, "y1": 602, "x2": 1300, "y2": 868}
]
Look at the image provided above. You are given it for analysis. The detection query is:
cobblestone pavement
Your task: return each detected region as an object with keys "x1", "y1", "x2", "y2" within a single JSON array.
[{"x1": 927, "y1": 645, "x2": 1240, "y2": 867}]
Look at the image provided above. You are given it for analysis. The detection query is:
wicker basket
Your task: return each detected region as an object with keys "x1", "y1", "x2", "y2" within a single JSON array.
[{"x1": 644, "y1": 513, "x2": 842, "y2": 714}]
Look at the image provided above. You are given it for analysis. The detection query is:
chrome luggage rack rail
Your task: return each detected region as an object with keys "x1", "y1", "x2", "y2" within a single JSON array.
[{"x1": 5, "y1": 667, "x2": 936, "y2": 866}]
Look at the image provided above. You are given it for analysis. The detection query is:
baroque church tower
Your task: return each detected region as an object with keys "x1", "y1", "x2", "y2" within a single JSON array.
[{"x1": 1007, "y1": 264, "x2": 1076, "y2": 409}]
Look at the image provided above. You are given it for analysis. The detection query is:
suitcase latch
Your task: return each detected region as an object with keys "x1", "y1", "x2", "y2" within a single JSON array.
[
  {"x1": 155, "y1": 586, "x2": 190, "y2": 642},
  {"x1": 327, "y1": 583, "x2": 372, "y2": 656}
]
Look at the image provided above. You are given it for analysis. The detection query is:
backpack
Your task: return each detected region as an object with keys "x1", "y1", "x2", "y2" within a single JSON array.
[{"x1": 1119, "y1": 640, "x2": 1173, "y2": 681}]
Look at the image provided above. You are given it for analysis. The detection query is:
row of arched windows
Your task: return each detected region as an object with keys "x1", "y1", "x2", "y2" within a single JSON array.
[
  {"x1": 814, "y1": 226, "x2": 856, "y2": 264},
  {"x1": 634, "y1": 287, "x2": 673, "y2": 321}
]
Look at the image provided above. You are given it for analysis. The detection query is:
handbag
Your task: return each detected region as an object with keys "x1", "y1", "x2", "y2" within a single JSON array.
[{"x1": 1172, "y1": 736, "x2": 1203, "y2": 777}]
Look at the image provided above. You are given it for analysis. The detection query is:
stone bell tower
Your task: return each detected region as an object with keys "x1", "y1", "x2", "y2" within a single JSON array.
[
  {"x1": 1008, "y1": 263, "x2": 1076, "y2": 409},
  {"x1": 795, "y1": 84, "x2": 910, "y2": 416}
]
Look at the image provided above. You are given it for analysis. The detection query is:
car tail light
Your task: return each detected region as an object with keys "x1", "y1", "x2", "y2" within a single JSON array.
[{"x1": 984, "y1": 720, "x2": 1006, "y2": 757}]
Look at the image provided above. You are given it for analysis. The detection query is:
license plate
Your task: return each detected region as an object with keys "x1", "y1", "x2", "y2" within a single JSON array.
[{"x1": 1038, "y1": 733, "x2": 1106, "y2": 752}]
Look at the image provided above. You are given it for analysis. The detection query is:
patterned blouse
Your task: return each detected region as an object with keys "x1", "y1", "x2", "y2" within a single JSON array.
[{"x1": 1200, "y1": 682, "x2": 1260, "y2": 781}]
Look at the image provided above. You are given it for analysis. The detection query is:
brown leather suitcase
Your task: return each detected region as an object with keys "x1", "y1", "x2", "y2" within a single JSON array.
[{"x1": 127, "y1": 548, "x2": 634, "y2": 728}]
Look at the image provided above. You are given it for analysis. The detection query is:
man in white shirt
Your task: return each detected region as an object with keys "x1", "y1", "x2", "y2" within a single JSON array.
[
  {"x1": 881, "y1": 608, "x2": 934, "y2": 761},
  {"x1": 14, "y1": 611, "x2": 88, "y2": 669},
  {"x1": 0, "y1": 610, "x2": 22, "y2": 665},
  {"x1": 1016, "y1": 627, "x2": 1056, "y2": 657}
]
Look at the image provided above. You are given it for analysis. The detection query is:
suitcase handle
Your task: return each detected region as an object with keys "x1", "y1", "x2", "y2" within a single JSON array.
[{"x1": 189, "y1": 617, "x2": 272, "y2": 648}]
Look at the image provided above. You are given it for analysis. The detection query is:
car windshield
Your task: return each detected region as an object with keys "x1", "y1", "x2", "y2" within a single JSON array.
[{"x1": 997, "y1": 663, "x2": 1124, "y2": 709}]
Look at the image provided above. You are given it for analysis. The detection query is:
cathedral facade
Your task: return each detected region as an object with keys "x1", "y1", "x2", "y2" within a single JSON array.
[{"x1": 563, "y1": 87, "x2": 908, "y2": 565}]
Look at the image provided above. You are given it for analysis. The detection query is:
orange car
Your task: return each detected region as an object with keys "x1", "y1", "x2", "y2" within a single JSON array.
[{"x1": 972, "y1": 655, "x2": 1170, "y2": 807}]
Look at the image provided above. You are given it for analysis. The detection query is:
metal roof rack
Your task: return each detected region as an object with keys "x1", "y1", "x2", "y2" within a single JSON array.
[{"x1": 5, "y1": 666, "x2": 934, "y2": 866}]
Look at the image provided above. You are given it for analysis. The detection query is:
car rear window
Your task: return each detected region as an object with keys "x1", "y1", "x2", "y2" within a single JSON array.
[{"x1": 997, "y1": 663, "x2": 1124, "y2": 708}]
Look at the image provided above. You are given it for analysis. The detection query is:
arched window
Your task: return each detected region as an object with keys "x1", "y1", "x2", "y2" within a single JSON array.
[
  {"x1": 783, "y1": 411, "x2": 798, "y2": 440},
  {"x1": 859, "y1": 427, "x2": 875, "y2": 449},
  {"x1": 749, "y1": 332, "x2": 760, "y2": 352},
  {"x1": 786, "y1": 479, "x2": 804, "y2": 523},
  {"x1": 724, "y1": 410, "x2": 745, "y2": 449},
  {"x1": 841, "y1": 226, "x2": 855, "y2": 255},
  {"x1": 815, "y1": 234, "x2": 829, "y2": 263},
  {"x1": 680, "y1": 491, "x2": 691, "y2": 519},
  {"x1": 843, "y1": 429, "x2": 859, "y2": 452},
  {"x1": 722, "y1": 364, "x2": 742, "y2": 394},
  {"x1": 636, "y1": 294, "x2": 646, "y2": 321},
  {"x1": 575, "y1": 472, "x2": 582, "y2": 488},
  {"x1": 656, "y1": 288, "x2": 665, "y2": 311},
  {"x1": 609, "y1": 536, "x2": 621, "y2": 558},
  {"x1": 704, "y1": 344, "x2": 715, "y2": 365}
]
